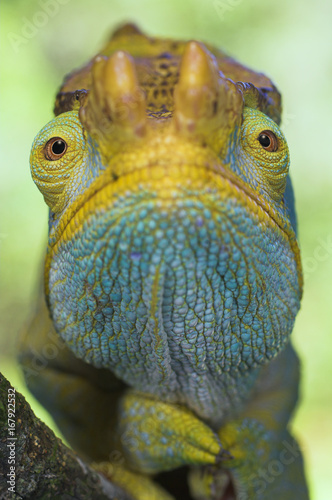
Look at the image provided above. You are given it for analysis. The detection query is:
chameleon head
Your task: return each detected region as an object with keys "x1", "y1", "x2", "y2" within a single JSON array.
[{"x1": 30, "y1": 31, "x2": 302, "y2": 398}]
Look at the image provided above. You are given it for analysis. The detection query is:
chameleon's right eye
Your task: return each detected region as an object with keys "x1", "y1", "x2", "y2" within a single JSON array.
[
  {"x1": 30, "y1": 110, "x2": 88, "y2": 214},
  {"x1": 44, "y1": 137, "x2": 68, "y2": 161}
]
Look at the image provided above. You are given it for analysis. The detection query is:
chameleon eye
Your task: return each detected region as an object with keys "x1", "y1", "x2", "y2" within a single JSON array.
[
  {"x1": 44, "y1": 137, "x2": 67, "y2": 161},
  {"x1": 258, "y1": 130, "x2": 278, "y2": 152}
]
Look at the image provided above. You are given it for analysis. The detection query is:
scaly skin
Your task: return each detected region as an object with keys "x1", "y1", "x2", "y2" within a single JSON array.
[{"x1": 19, "y1": 24, "x2": 309, "y2": 499}]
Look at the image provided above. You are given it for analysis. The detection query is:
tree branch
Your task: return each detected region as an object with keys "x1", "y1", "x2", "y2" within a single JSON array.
[{"x1": 0, "y1": 372, "x2": 130, "y2": 499}]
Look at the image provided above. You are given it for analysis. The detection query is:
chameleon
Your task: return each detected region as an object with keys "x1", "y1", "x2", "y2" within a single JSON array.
[{"x1": 19, "y1": 23, "x2": 309, "y2": 500}]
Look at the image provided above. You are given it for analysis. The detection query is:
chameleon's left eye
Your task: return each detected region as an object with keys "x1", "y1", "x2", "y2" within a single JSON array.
[
  {"x1": 44, "y1": 137, "x2": 68, "y2": 160},
  {"x1": 258, "y1": 130, "x2": 278, "y2": 152},
  {"x1": 239, "y1": 108, "x2": 289, "y2": 202}
]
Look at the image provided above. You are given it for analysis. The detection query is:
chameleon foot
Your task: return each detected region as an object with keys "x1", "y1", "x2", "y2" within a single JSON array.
[
  {"x1": 188, "y1": 423, "x2": 309, "y2": 500},
  {"x1": 118, "y1": 390, "x2": 227, "y2": 473},
  {"x1": 93, "y1": 462, "x2": 174, "y2": 500}
]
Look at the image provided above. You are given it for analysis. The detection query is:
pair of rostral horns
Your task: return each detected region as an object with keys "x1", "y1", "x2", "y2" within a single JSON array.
[
  {"x1": 76, "y1": 41, "x2": 270, "y2": 144},
  {"x1": 53, "y1": 20, "x2": 281, "y2": 150}
]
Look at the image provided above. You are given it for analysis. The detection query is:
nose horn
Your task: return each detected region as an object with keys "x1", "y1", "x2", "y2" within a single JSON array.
[
  {"x1": 173, "y1": 41, "x2": 243, "y2": 136},
  {"x1": 79, "y1": 51, "x2": 147, "y2": 151}
]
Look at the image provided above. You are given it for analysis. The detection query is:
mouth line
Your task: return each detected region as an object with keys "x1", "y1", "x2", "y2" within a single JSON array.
[{"x1": 46, "y1": 161, "x2": 302, "y2": 292}]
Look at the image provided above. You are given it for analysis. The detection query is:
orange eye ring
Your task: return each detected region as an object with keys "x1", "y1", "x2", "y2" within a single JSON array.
[
  {"x1": 258, "y1": 130, "x2": 278, "y2": 152},
  {"x1": 44, "y1": 137, "x2": 67, "y2": 160}
]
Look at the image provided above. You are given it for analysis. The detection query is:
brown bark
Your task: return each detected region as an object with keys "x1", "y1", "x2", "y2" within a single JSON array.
[{"x1": 0, "y1": 372, "x2": 130, "y2": 499}]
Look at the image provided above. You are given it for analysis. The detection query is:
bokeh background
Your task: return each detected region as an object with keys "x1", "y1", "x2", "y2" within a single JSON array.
[{"x1": 1, "y1": 0, "x2": 331, "y2": 497}]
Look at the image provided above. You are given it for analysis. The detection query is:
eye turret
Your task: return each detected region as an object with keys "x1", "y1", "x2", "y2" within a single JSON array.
[
  {"x1": 30, "y1": 111, "x2": 87, "y2": 214},
  {"x1": 239, "y1": 107, "x2": 289, "y2": 202}
]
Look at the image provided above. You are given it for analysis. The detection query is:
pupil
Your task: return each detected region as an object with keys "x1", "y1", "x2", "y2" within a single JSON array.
[
  {"x1": 259, "y1": 134, "x2": 271, "y2": 147},
  {"x1": 52, "y1": 140, "x2": 66, "y2": 155}
]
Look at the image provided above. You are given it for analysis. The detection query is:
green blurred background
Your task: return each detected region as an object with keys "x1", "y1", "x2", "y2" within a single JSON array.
[{"x1": 1, "y1": 0, "x2": 331, "y2": 497}]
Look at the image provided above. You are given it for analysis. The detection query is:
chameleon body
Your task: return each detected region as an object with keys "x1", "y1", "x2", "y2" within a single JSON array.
[{"x1": 20, "y1": 24, "x2": 309, "y2": 499}]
